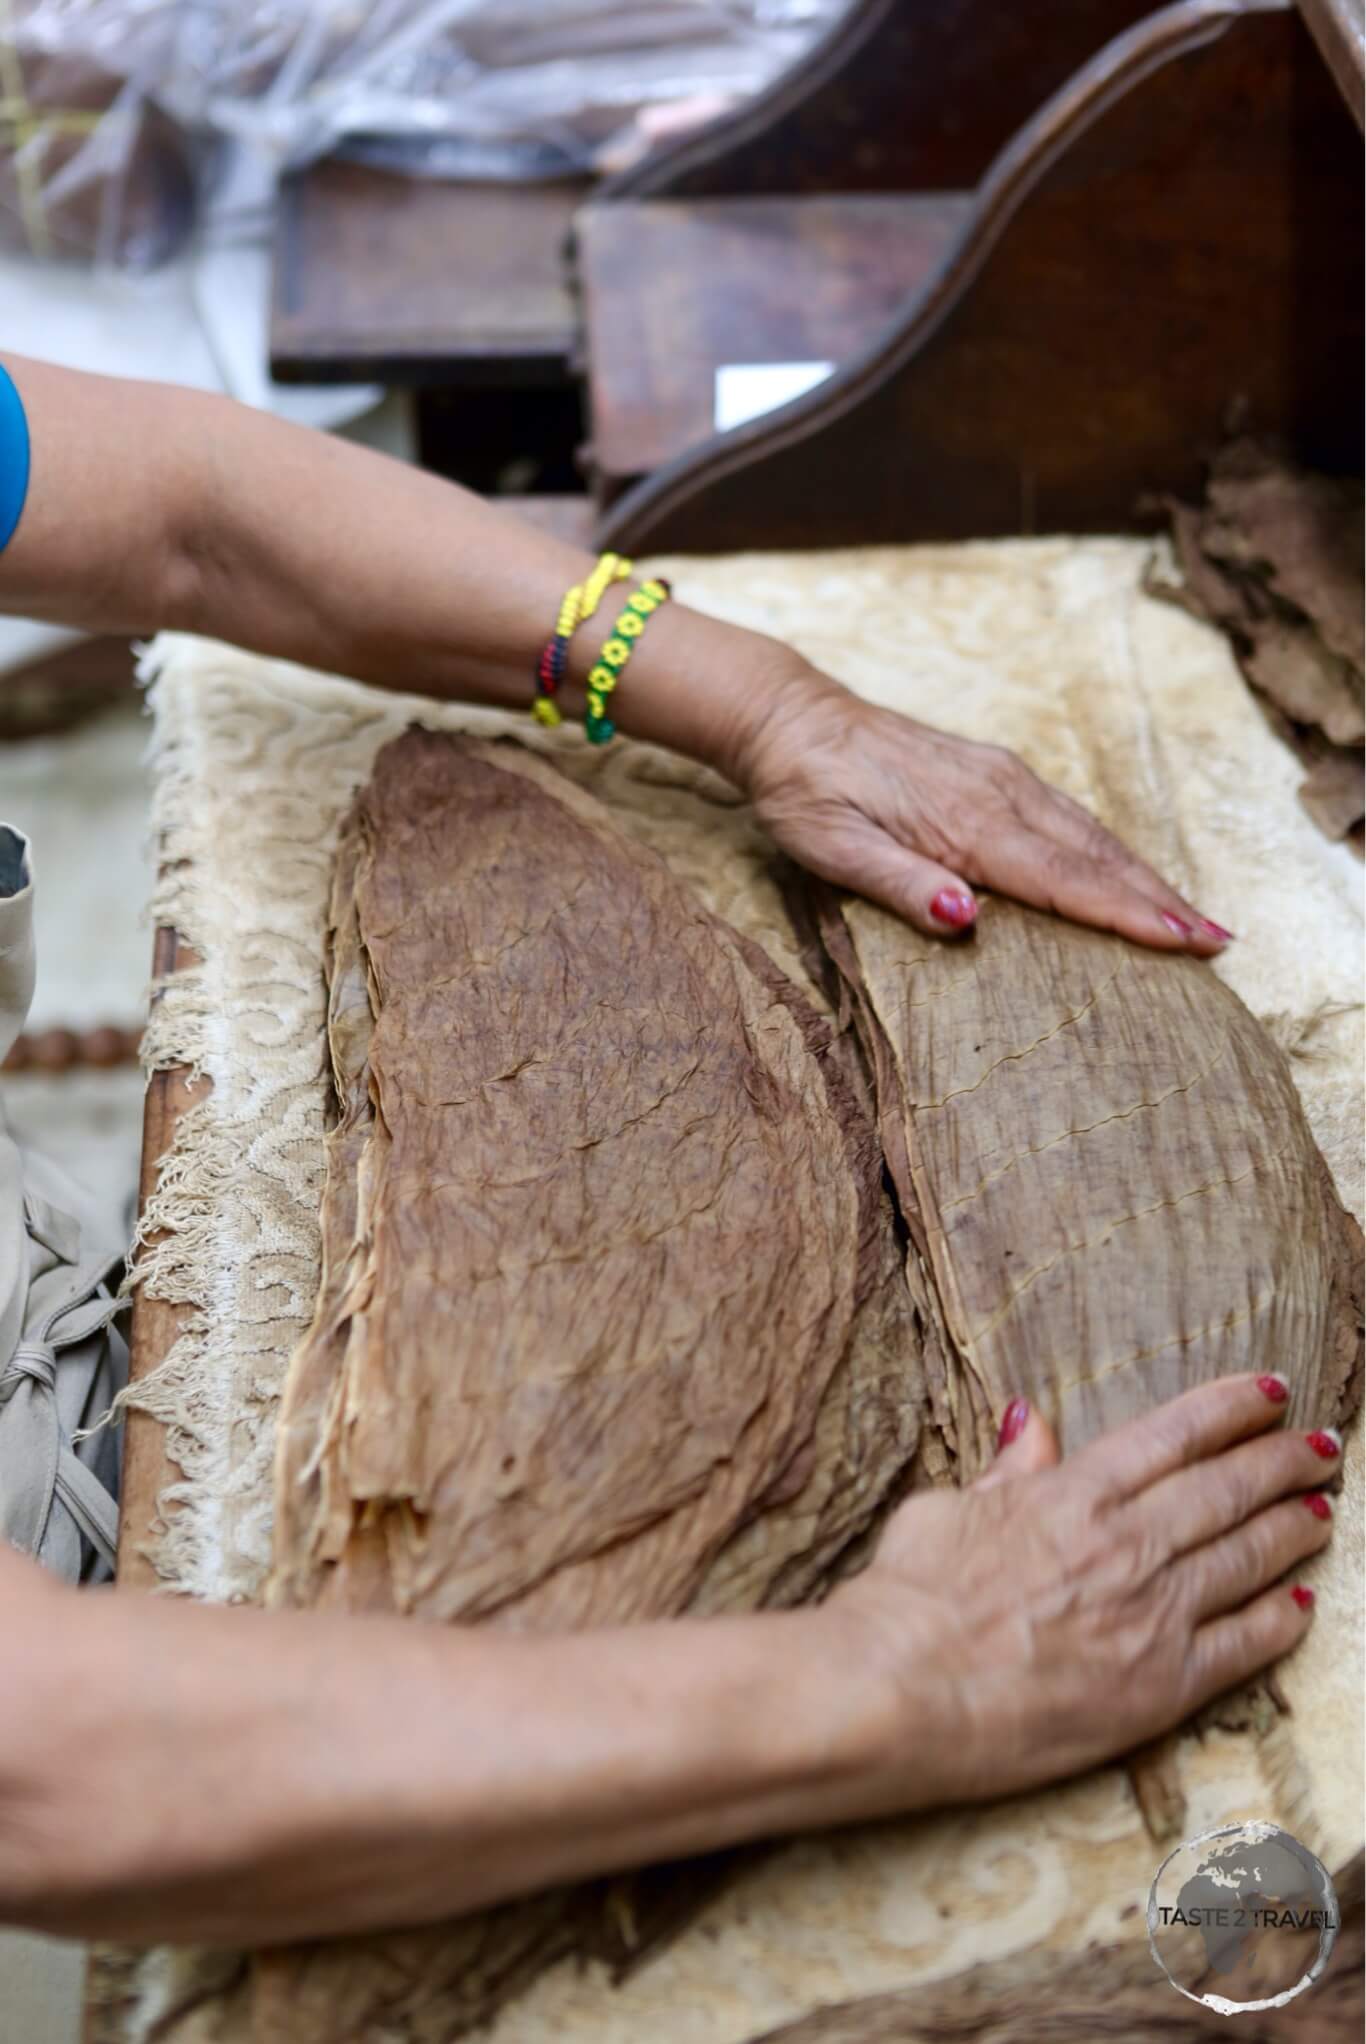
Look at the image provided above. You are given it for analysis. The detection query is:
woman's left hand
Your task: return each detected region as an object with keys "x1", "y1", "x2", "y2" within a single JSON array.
[{"x1": 735, "y1": 669, "x2": 1230, "y2": 952}]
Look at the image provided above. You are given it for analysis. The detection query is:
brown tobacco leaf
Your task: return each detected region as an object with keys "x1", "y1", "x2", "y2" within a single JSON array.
[
  {"x1": 817, "y1": 887, "x2": 1363, "y2": 1839},
  {"x1": 817, "y1": 887, "x2": 1357, "y2": 1847},
  {"x1": 1244, "y1": 621, "x2": 1363, "y2": 749},
  {"x1": 1203, "y1": 441, "x2": 1364, "y2": 677},
  {"x1": 256, "y1": 730, "x2": 922, "y2": 2040},
  {"x1": 1299, "y1": 747, "x2": 1366, "y2": 843},
  {"x1": 743, "y1": 1852, "x2": 1365, "y2": 2043},
  {"x1": 818, "y1": 890, "x2": 1363, "y2": 1480},
  {"x1": 1144, "y1": 443, "x2": 1364, "y2": 845}
]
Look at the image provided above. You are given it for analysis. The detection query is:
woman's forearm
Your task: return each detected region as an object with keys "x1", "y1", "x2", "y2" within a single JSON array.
[
  {"x1": 0, "y1": 354, "x2": 791, "y2": 776},
  {"x1": 0, "y1": 355, "x2": 1227, "y2": 963},
  {"x1": 5, "y1": 1566, "x2": 890, "y2": 1946},
  {"x1": 2, "y1": 1378, "x2": 1326, "y2": 1947}
]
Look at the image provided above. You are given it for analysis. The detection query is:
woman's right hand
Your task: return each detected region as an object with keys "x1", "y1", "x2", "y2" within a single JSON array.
[{"x1": 829, "y1": 1375, "x2": 1339, "y2": 1811}]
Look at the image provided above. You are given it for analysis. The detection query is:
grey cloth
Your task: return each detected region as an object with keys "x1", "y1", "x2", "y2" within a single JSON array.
[{"x1": 0, "y1": 825, "x2": 127, "y2": 1583}]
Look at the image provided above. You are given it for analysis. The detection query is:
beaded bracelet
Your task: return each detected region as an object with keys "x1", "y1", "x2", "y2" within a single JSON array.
[
  {"x1": 532, "y1": 552, "x2": 632, "y2": 728},
  {"x1": 584, "y1": 578, "x2": 672, "y2": 745}
]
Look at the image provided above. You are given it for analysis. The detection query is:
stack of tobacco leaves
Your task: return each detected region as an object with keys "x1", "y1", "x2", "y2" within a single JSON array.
[
  {"x1": 1146, "y1": 440, "x2": 1364, "y2": 845},
  {"x1": 254, "y1": 727, "x2": 1363, "y2": 2042}
]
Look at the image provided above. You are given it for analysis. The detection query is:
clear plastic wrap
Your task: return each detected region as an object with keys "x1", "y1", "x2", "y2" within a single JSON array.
[
  {"x1": 0, "y1": 2, "x2": 193, "y2": 268},
  {"x1": 0, "y1": 1, "x2": 844, "y2": 268}
]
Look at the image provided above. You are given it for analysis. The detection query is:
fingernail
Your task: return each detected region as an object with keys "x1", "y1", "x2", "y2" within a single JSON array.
[
  {"x1": 997, "y1": 1397, "x2": 1030, "y2": 1451},
  {"x1": 1257, "y1": 1374, "x2": 1290, "y2": 1404},
  {"x1": 931, "y1": 888, "x2": 977, "y2": 930},
  {"x1": 1290, "y1": 1585, "x2": 1315, "y2": 1612},
  {"x1": 1307, "y1": 1429, "x2": 1342, "y2": 1460},
  {"x1": 1303, "y1": 1492, "x2": 1333, "y2": 1521},
  {"x1": 1198, "y1": 917, "x2": 1234, "y2": 943},
  {"x1": 1161, "y1": 912, "x2": 1193, "y2": 937}
]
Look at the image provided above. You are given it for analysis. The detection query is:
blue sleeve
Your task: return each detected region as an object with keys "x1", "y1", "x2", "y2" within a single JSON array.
[{"x1": 0, "y1": 362, "x2": 31, "y2": 555}]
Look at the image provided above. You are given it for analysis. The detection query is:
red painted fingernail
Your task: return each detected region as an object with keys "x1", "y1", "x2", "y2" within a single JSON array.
[
  {"x1": 1161, "y1": 912, "x2": 1193, "y2": 937},
  {"x1": 997, "y1": 1398, "x2": 1030, "y2": 1451},
  {"x1": 1257, "y1": 1374, "x2": 1289, "y2": 1404},
  {"x1": 1198, "y1": 917, "x2": 1234, "y2": 942},
  {"x1": 931, "y1": 888, "x2": 977, "y2": 930},
  {"x1": 1303, "y1": 1493, "x2": 1333, "y2": 1521},
  {"x1": 1307, "y1": 1429, "x2": 1342, "y2": 1460},
  {"x1": 1290, "y1": 1585, "x2": 1315, "y2": 1611}
]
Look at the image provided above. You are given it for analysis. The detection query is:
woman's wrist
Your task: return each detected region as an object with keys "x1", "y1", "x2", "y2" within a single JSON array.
[{"x1": 562, "y1": 586, "x2": 831, "y2": 787}]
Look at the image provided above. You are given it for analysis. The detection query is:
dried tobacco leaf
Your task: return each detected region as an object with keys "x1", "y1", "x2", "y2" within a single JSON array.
[
  {"x1": 817, "y1": 885, "x2": 1363, "y2": 1840},
  {"x1": 257, "y1": 730, "x2": 1360, "y2": 2042},
  {"x1": 818, "y1": 890, "x2": 1363, "y2": 1478},
  {"x1": 1145, "y1": 441, "x2": 1364, "y2": 846},
  {"x1": 257, "y1": 730, "x2": 921, "y2": 2040}
]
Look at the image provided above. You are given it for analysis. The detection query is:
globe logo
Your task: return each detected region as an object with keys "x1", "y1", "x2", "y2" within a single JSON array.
[{"x1": 1148, "y1": 1821, "x2": 1339, "y2": 2014}]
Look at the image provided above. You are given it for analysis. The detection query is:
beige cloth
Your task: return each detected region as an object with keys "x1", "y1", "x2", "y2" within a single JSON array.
[{"x1": 90, "y1": 539, "x2": 1363, "y2": 2044}]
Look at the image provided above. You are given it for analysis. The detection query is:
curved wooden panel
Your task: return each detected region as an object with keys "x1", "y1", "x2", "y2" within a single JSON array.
[
  {"x1": 600, "y1": 0, "x2": 1158, "y2": 200},
  {"x1": 598, "y1": 0, "x2": 1363, "y2": 553}
]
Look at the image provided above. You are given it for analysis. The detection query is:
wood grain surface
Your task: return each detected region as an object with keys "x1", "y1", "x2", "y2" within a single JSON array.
[
  {"x1": 117, "y1": 927, "x2": 208, "y2": 1593},
  {"x1": 601, "y1": 0, "x2": 1156, "y2": 201},
  {"x1": 598, "y1": 4, "x2": 1364, "y2": 553},
  {"x1": 271, "y1": 163, "x2": 586, "y2": 387},
  {"x1": 579, "y1": 194, "x2": 971, "y2": 492}
]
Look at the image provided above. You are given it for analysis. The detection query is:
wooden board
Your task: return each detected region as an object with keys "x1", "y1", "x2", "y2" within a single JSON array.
[
  {"x1": 116, "y1": 927, "x2": 208, "y2": 1594},
  {"x1": 270, "y1": 163, "x2": 587, "y2": 387},
  {"x1": 602, "y1": 0, "x2": 1157, "y2": 200},
  {"x1": 578, "y1": 193, "x2": 971, "y2": 495}
]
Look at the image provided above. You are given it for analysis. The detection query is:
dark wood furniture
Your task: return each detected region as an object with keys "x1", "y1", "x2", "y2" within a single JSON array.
[
  {"x1": 270, "y1": 162, "x2": 593, "y2": 506},
  {"x1": 271, "y1": 162, "x2": 586, "y2": 389},
  {"x1": 577, "y1": 192, "x2": 971, "y2": 497},
  {"x1": 596, "y1": 0, "x2": 1159, "y2": 200},
  {"x1": 1298, "y1": 0, "x2": 1365, "y2": 119},
  {"x1": 576, "y1": 0, "x2": 1363, "y2": 552}
]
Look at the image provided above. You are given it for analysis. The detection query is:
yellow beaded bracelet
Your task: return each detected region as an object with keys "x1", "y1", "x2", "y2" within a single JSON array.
[
  {"x1": 584, "y1": 578, "x2": 672, "y2": 745},
  {"x1": 532, "y1": 553, "x2": 632, "y2": 728}
]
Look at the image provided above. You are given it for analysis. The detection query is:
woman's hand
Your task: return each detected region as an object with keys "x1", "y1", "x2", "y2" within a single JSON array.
[
  {"x1": 735, "y1": 668, "x2": 1231, "y2": 951},
  {"x1": 827, "y1": 1375, "x2": 1335, "y2": 1812}
]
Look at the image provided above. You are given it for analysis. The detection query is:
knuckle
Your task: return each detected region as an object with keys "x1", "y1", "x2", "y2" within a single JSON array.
[
  {"x1": 1228, "y1": 1518, "x2": 1279, "y2": 1604},
  {"x1": 1085, "y1": 824, "x2": 1126, "y2": 870},
  {"x1": 1117, "y1": 1581, "x2": 1186, "y2": 1688},
  {"x1": 1058, "y1": 1475, "x2": 1113, "y2": 1557},
  {"x1": 1213, "y1": 1456, "x2": 1260, "y2": 1531},
  {"x1": 1119, "y1": 1519, "x2": 1170, "y2": 1595},
  {"x1": 1147, "y1": 1406, "x2": 1201, "y2": 1474},
  {"x1": 1181, "y1": 1627, "x2": 1222, "y2": 1711},
  {"x1": 981, "y1": 745, "x2": 1022, "y2": 793}
]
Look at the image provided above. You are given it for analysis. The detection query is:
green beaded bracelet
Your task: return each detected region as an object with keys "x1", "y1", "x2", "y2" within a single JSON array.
[{"x1": 584, "y1": 578, "x2": 672, "y2": 744}]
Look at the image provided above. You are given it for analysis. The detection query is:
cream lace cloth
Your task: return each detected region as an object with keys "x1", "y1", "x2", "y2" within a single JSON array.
[{"x1": 92, "y1": 539, "x2": 1363, "y2": 2043}]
